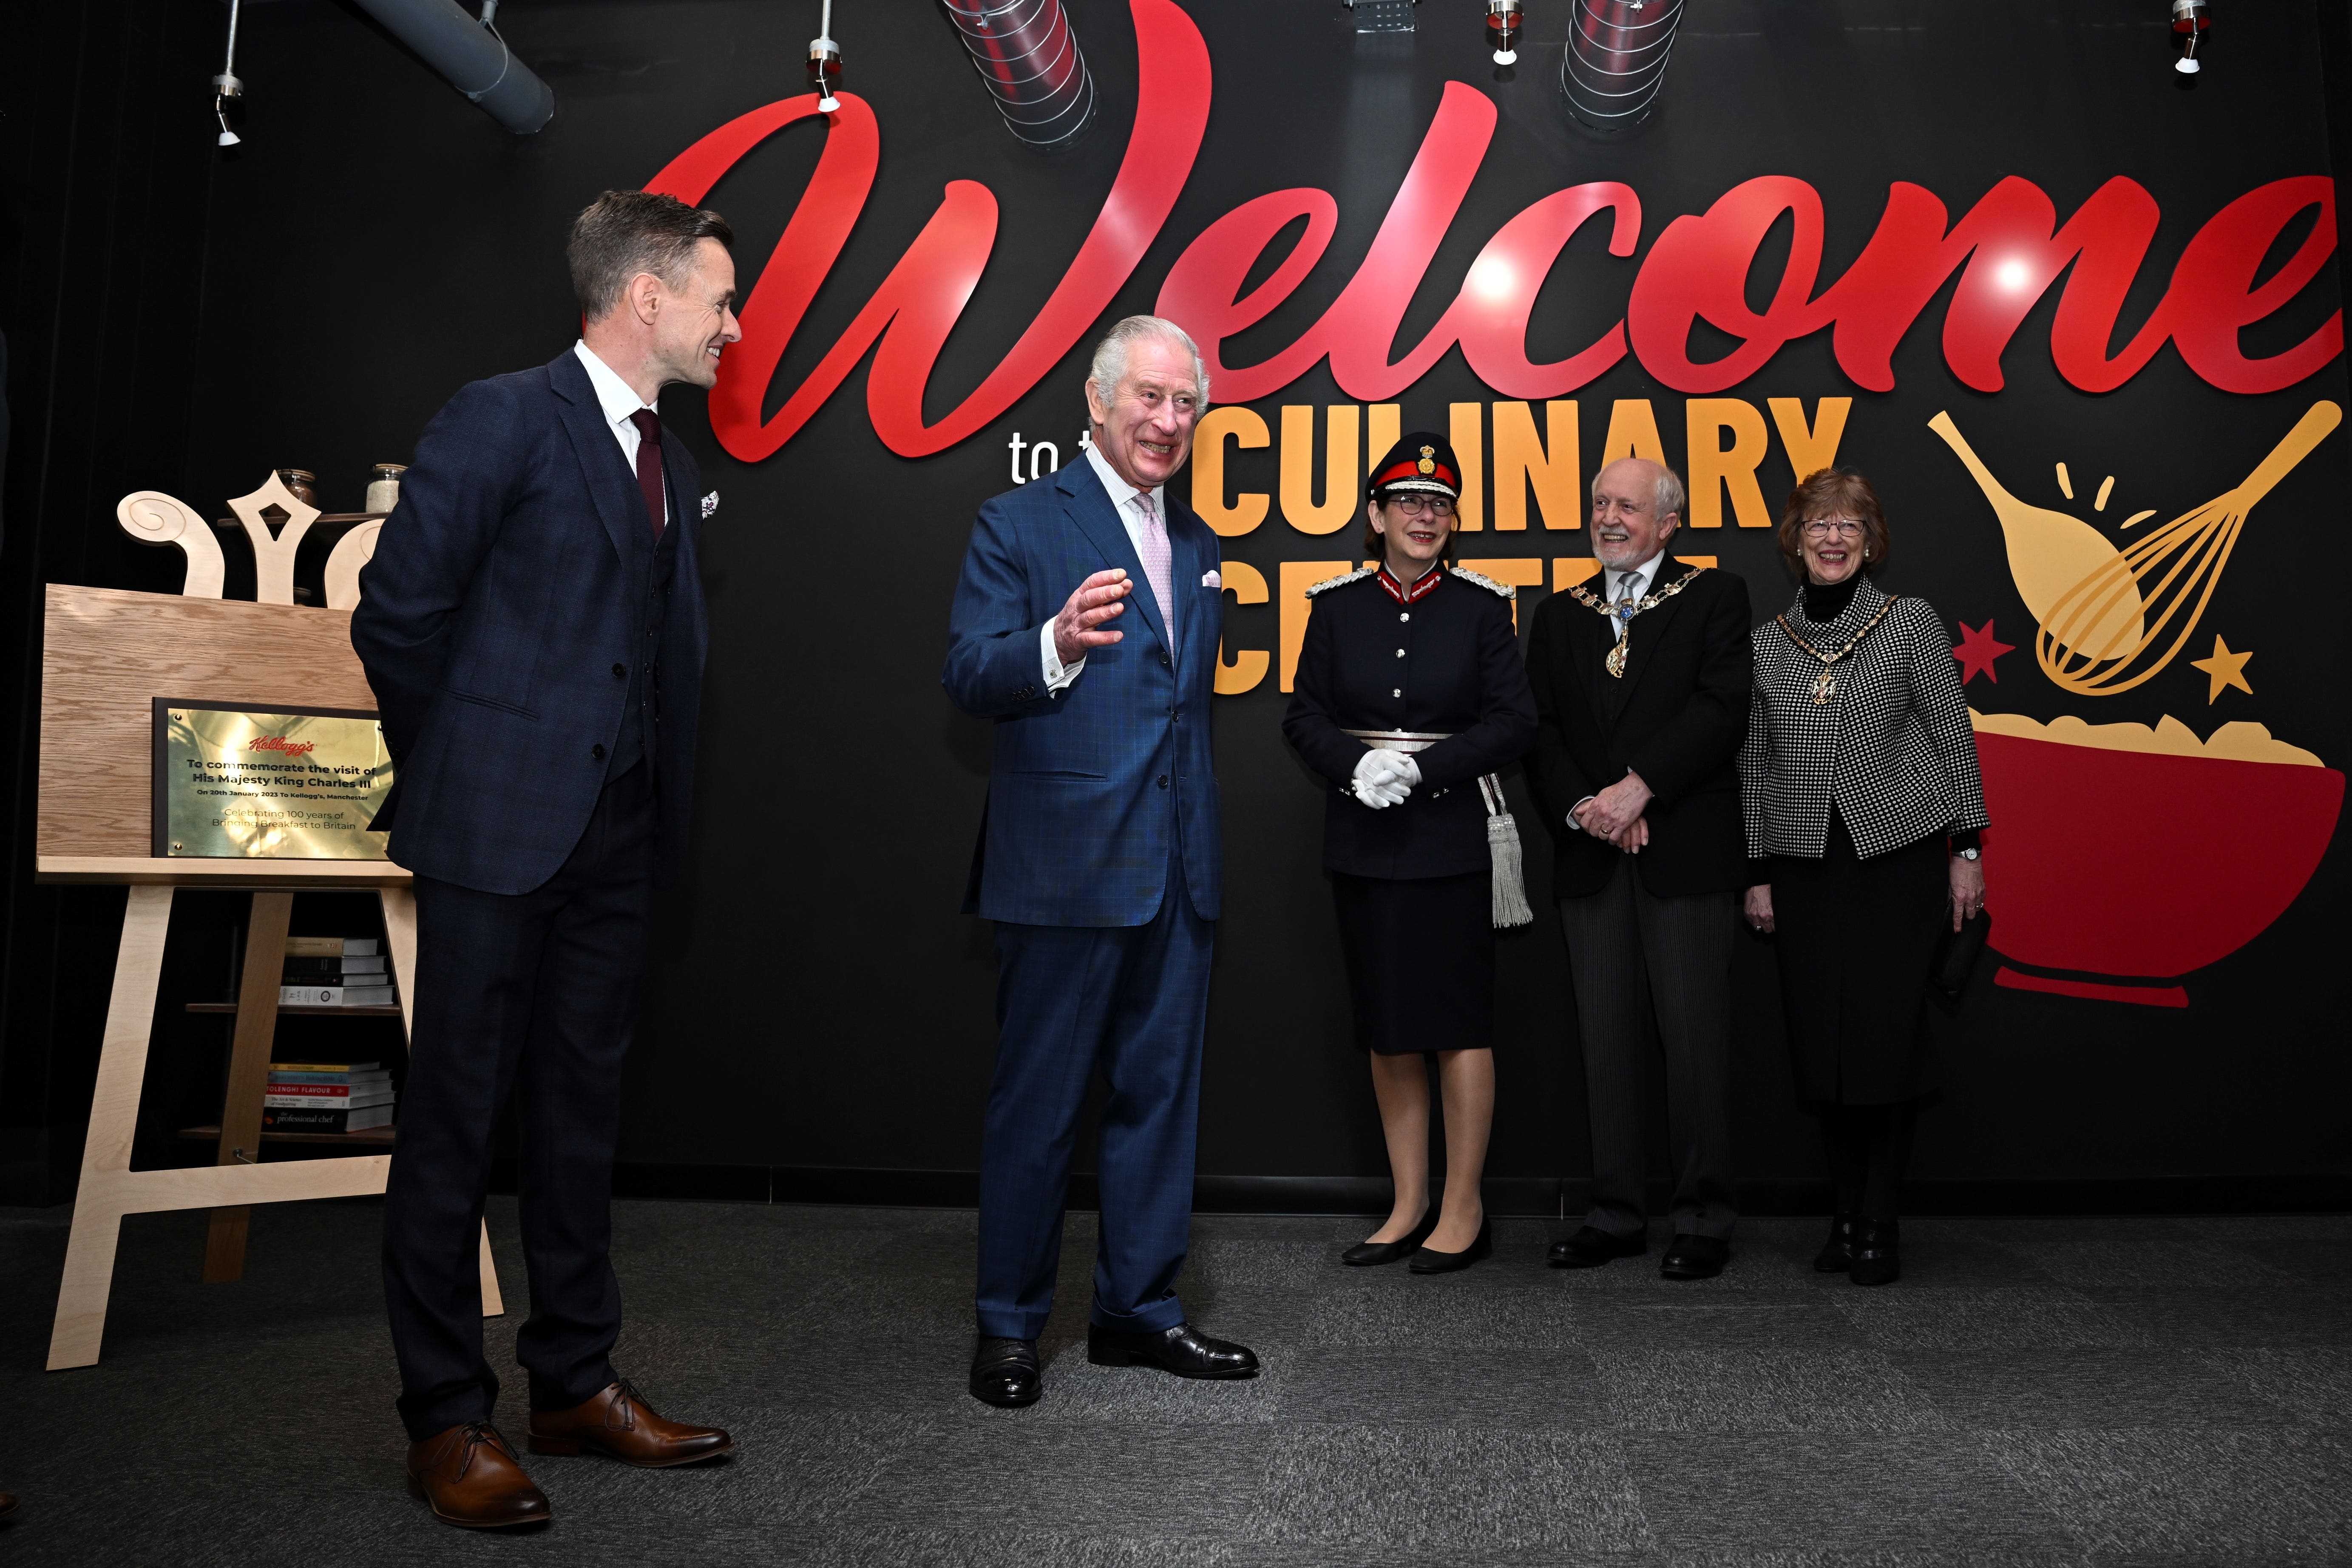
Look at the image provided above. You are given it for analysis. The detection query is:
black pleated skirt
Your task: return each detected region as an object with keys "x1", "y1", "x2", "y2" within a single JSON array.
[
  {"x1": 1330, "y1": 869, "x2": 1495, "y2": 1055},
  {"x1": 1769, "y1": 811, "x2": 1945, "y2": 1104}
]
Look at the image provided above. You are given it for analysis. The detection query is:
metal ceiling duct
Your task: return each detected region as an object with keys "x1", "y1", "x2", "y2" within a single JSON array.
[
  {"x1": 1560, "y1": 0, "x2": 1683, "y2": 136},
  {"x1": 349, "y1": 0, "x2": 555, "y2": 134},
  {"x1": 939, "y1": 0, "x2": 1096, "y2": 149}
]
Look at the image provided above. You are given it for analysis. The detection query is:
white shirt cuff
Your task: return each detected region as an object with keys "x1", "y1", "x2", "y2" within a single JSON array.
[
  {"x1": 1567, "y1": 794, "x2": 1596, "y2": 832},
  {"x1": 1041, "y1": 621, "x2": 1084, "y2": 694}
]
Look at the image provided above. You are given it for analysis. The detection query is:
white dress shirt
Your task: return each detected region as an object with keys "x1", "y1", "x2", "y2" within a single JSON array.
[
  {"x1": 1567, "y1": 548, "x2": 1671, "y2": 831},
  {"x1": 572, "y1": 340, "x2": 668, "y2": 525},
  {"x1": 1039, "y1": 441, "x2": 1165, "y2": 694},
  {"x1": 1603, "y1": 547, "x2": 1668, "y2": 615}
]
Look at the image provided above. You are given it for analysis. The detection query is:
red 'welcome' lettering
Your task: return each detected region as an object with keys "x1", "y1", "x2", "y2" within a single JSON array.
[
  {"x1": 647, "y1": 0, "x2": 1210, "y2": 460},
  {"x1": 645, "y1": 13, "x2": 2340, "y2": 462}
]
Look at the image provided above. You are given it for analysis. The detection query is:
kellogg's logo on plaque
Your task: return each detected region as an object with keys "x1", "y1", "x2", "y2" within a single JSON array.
[{"x1": 153, "y1": 700, "x2": 394, "y2": 860}]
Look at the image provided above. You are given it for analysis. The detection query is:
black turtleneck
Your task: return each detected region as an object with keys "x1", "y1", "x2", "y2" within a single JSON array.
[{"x1": 1802, "y1": 575, "x2": 1861, "y2": 621}]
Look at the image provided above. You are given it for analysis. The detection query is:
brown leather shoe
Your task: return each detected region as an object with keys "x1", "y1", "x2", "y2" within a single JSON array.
[
  {"x1": 404, "y1": 1423, "x2": 550, "y2": 1530},
  {"x1": 527, "y1": 1379, "x2": 732, "y2": 1467}
]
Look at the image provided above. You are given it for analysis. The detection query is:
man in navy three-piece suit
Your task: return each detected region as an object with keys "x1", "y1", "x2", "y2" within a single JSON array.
[
  {"x1": 943, "y1": 315, "x2": 1261, "y2": 1407},
  {"x1": 352, "y1": 192, "x2": 737, "y2": 1529}
]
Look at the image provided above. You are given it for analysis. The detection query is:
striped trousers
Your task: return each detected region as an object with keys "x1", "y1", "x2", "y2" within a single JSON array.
[{"x1": 1557, "y1": 857, "x2": 1738, "y2": 1240}]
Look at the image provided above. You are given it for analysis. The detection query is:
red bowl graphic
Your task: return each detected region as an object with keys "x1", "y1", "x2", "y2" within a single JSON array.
[{"x1": 1975, "y1": 732, "x2": 2344, "y2": 991}]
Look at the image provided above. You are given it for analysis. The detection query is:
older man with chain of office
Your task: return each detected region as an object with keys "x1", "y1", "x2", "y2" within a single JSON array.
[{"x1": 1524, "y1": 457, "x2": 1754, "y2": 1280}]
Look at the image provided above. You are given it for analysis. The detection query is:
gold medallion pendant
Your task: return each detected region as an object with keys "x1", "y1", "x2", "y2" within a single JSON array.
[
  {"x1": 1776, "y1": 593, "x2": 1901, "y2": 707},
  {"x1": 1567, "y1": 567, "x2": 1709, "y2": 682}
]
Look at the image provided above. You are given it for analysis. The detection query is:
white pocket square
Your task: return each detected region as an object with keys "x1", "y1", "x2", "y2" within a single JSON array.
[
  {"x1": 1201, "y1": 569, "x2": 1221, "y2": 588},
  {"x1": 701, "y1": 491, "x2": 720, "y2": 519}
]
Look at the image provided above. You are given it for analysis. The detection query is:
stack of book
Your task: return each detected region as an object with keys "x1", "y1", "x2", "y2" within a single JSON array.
[
  {"x1": 263, "y1": 1060, "x2": 395, "y2": 1133},
  {"x1": 281, "y1": 936, "x2": 397, "y2": 1007}
]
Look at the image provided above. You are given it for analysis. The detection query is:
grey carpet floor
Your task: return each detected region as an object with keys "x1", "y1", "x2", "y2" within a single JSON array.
[{"x1": 1, "y1": 1200, "x2": 2347, "y2": 1566}]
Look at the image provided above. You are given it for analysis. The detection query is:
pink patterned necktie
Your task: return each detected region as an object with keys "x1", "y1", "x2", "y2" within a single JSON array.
[{"x1": 1135, "y1": 490, "x2": 1176, "y2": 652}]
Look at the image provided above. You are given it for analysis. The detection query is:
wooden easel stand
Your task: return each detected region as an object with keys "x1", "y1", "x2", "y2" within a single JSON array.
[
  {"x1": 37, "y1": 584, "x2": 505, "y2": 1371},
  {"x1": 46, "y1": 870, "x2": 504, "y2": 1370}
]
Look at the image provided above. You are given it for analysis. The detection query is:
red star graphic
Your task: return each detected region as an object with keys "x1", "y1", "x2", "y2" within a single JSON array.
[{"x1": 1952, "y1": 619, "x2": 2015, "y2": 684}]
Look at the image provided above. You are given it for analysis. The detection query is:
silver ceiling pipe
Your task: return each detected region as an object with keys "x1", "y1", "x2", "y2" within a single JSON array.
[
  {"x1": 939, "y1": 0, "x2": 1095, "y2": 149},
  {"x1": 349, "y1": 0, "x2": 555, "y2": 133},
  {"x1": 1561, "y1": 0, "x2": 1683, "y2": 136}
]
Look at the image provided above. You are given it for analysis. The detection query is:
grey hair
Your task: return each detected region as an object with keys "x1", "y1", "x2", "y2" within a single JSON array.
[
  {"x1": 1087, "y1": 315, "x2": 1210, "y2": 405},
  {"x1": 1594, "y1": 456, "x2": 1688, "y2": 525}
]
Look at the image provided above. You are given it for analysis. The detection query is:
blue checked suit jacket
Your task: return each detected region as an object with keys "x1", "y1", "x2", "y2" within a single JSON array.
[
  {"x1": 942, "y1": 459, "x2": 1223, "y2": 927},
  {"x1": 350, "y1": 349, "x2": 709, "y2": 896}
]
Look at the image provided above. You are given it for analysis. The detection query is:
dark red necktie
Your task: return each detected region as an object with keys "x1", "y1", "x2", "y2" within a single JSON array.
[{"x1": 627, "y1": 408, "x2": 667, "y2": 541}]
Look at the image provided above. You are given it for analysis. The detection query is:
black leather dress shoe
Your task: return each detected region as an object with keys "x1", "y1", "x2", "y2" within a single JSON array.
[
  {"x1": 1087, "y1": 1322, "x2": 1259, "y2": 1379},
  {"x1": 1341, "y1": 1209, "x2": 1437, "y2": 1266},
  {"x1": 968, "y1": 1337, "x2": 1042, "y2": 1407},
  {"x1": 1409, "y1": 1217, "x2": 1492, "y2": 1273},
  {"x1": 1548, "y1": 1225, "x2": 1646, "y2": 1268},
  {"x1": 1849, "y1": 1218, "x2": 1900, "y2": 1287},
  {"x1": 1815, "y1": 1213, "x2": 1859, "y2": 1273},
  {"x1": 1660, "y1": 1233, "x2": 1730, "y2": 1279}
]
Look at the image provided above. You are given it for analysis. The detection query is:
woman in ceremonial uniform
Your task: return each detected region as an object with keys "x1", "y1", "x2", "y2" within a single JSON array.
[
  {"x1": 1740, "y1": 467, "x2": 1989, "y2": 1286},
  {"x1": 1283, "y1": 434, "x2": 1537, "y2": 1274}
]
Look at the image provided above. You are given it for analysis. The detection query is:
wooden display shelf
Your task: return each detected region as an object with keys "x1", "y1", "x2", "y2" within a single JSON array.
[
  {"x1": 185, "y1": 1002, "x2": 403, "y2": 1017},
  {"x1": 179, "y1": 1123, "x2": 396, "y2": 1148}
]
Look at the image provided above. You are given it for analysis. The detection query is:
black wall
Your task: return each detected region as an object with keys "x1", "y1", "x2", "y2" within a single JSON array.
[{"x1": 6, "y1": 0, "x2": 2351, "y2": 1209}]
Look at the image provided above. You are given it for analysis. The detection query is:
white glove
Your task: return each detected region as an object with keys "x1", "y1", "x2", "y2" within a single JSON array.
[{"x1": 1351, "y1": 749, "x2": 1420, "y2": 809}]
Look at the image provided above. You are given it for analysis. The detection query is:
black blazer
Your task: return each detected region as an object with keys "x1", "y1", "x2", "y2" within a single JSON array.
[
  {"x1": 1283, "y1": 564, "x2": 1536, "y2": 879},
  {"x1": 352, "y1": 349, "x2": 709, "y2": 896},
  {"x1": 1524, "y1": 558, "x2": 1753, "y2": 899}
]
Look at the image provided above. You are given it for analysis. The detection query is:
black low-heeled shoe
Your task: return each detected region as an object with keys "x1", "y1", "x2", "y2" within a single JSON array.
[
  {"x1": 1814, "y1": 1212, "x2": 1859, "y2": 1273},
  {"x1": 1341, "y1": 1208, "x2": 1437, "y2": 1267},
  {"x1": 1849, "y1": 1217, "x2": 1901, "y2": 1287},
  {"x1": 1408, "y1": 1216, "x2": 1492, "y2": 1274}
]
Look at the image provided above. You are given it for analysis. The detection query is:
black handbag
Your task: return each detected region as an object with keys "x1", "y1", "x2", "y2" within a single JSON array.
[{"x1": 1930, "y1": 908, "x2": 1991, "y2": 1012}]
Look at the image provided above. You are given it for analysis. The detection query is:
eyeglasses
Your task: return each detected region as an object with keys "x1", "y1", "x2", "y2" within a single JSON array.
[
  {"x1": 1800, "y1": 519, "x2": 1867, "y2": 540},
  {"x1": 1385, "y1": 494, "x2": 1457, "y2": 519}
]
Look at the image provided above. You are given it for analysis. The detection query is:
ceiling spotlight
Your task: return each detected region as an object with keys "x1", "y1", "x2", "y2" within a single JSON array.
[
  {"x1": 2171, "y1": 0, "x2": 2208, "y2": 74},
  {"x1": 213, "y1": 0, "x2": 244, "y2": 147},
  {"x1": 808, "y1": 0, "x2": 841, "y2": 113},
  {"x1": 1488, "y1": 0, "x2": 1522, "y2": 65}
]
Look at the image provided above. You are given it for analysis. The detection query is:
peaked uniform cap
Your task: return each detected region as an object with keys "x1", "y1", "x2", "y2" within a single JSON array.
[{"x1": 1368, "y1": 432, "x2": 1461, "y2": 499}]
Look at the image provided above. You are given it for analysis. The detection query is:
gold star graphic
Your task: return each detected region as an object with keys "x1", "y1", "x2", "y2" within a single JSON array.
[{"x1": 2189, "y1": 635, "x2": 2252, "y2": 703}]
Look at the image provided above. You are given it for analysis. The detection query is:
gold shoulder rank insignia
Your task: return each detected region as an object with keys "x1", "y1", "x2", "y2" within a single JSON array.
[
  {"x1": 1447, "y1": 564, "x2": 1515, "y2": 598},
  {"x1": 1304, "y1": 565, "x2": 1378, "y2": 598}
]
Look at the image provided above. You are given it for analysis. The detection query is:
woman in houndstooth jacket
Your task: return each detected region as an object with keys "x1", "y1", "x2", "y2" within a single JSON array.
[{"x1": 1740, "y1": 468, "x2": 1989, "y2": 1287}]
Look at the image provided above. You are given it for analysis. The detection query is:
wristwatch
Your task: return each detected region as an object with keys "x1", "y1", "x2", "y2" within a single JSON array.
[{"x1": 1954, "y1": 846, "x2": 1981, "y2": 861}]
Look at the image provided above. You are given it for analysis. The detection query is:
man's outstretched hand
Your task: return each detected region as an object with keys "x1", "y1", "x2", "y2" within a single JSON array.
[{"x1": 1054, "y1": 569, "x2": 1132, "y2": 666}]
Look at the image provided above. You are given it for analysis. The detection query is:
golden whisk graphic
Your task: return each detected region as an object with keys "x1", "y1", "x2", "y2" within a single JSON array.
[{"x1": 1930, "y1": 401, "x2": 2342, "y2": 697}]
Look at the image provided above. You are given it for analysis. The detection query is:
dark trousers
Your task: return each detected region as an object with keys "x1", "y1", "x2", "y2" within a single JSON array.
[
  {"x1": 383, "y1": 761, "x2": 654, "y2": 1440},
  {"x1": 1819, "y1": 1100, "x2": 1919, "y2": 1221},
  {"x1": 1557, "y1": 857, "x2": 1737, "y2": 1239},
  {"x1": 976, "y1": 868, "x2": 1214, "y2": 1341}
]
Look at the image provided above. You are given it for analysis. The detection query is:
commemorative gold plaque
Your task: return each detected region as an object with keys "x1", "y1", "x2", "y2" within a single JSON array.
[{"x1": 153, "y1": 700, "x2": 394, "y2": 859}]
